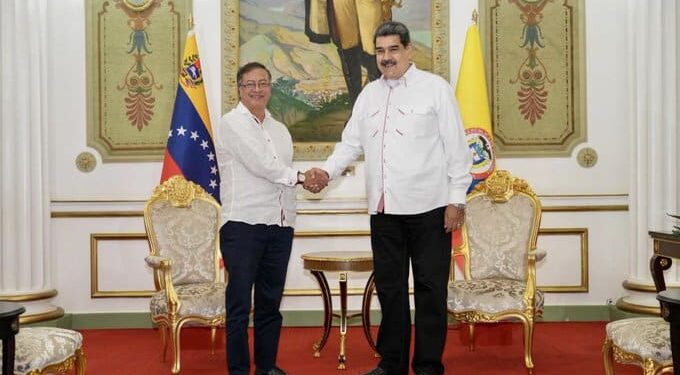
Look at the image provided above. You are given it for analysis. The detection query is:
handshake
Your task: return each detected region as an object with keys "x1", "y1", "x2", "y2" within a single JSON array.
[{"x1": 300, "y1": 167, "x2": 330, "y2": 193}]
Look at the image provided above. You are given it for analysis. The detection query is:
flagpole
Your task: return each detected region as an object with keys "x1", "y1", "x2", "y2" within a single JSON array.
[
  {"x1": 472, "y1": 9, "x2": 478, "y2": 24},
  {"x1": 188, "y1": 13, "x2": 194, "y2": 30}
]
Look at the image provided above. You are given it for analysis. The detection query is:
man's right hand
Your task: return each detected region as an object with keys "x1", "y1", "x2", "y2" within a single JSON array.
[{"x1": 303, "y1": 168, "x2": 329, "y2": 193}]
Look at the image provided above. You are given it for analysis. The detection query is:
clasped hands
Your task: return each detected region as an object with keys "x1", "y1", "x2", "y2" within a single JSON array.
[{"x1": 301, "y1": 168, "x2": 329, "y2": 193}]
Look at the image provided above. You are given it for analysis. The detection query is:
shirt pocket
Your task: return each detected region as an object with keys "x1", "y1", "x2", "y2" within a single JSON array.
[
  {"x1": 359, "y1": 109, "x2": 383, "y2": 140},
  {"x1": 395, "y1": 105, "x2": 436, "y2": 137}
]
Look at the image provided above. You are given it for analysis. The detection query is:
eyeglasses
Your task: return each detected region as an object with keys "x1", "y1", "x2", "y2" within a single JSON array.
[{"x1": 239, "y1": 80, "x2": 271, "y2": 90}]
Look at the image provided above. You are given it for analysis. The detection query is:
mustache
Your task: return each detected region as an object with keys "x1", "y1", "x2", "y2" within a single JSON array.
[{"x1": 380, "y1": 59, "x2": 397, "y2": 67}]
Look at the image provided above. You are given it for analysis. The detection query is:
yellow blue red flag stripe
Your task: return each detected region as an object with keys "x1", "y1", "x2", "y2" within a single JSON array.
[
  {"x1": 160, "y1": 32, "x2": 220, "y2": 202},
  {"x1": 455, "y1": 22, "x2": 495, "y2": 193}
]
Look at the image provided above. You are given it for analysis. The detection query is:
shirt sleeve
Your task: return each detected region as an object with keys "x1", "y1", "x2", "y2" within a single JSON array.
[
  {"x1": 322, "y1": 96, "x2": 365, "y2": 179},
  {"x1": 437, "y1": 83, "x2": 473, "y2": 204},
  {"x1": 220, "y1": 116, "x2": 298, "y2": 187}
]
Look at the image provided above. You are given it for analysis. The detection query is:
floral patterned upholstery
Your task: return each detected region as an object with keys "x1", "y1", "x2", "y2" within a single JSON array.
[
  {"x1": 143, "y1": 176, "x2": 225, "y2": 374},
  {"x1": 466, "y1": 194, "x2": 536, "y2": 281},
  {"x1": 446, "y1": 170, "x2": 542, "y2": 372},
  {"x1": 150, "y1": 282, "x2": 226, "y2": 317},
  {"x1": 0, "y1": 327, "x2": 84, "y2": 375},
  {"x1": 148, "y1": 198, "x2": 218, "y2": 285},
  {"x1": 448, "y1": 279, "x2": 544, "y2": 314},
  {"x1": 605, "y1": 317, "x2": 672, "y2": 367}
]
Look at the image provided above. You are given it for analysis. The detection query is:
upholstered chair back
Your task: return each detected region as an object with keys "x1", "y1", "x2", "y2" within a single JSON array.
[
  {"x1": 145, "y1": 176, "x2": 221, "y2": 287},
  {"x1": 465, "y1": 193, "x2": 538, "y2": 281}
]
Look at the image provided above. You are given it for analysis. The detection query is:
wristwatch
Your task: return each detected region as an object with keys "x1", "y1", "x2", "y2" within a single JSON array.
[
  {"x1": 452, "y1": 203, "x2": 465, "y2": 209},
  {"x1": 297, "y1": 171, "x2": 306, "y2": 185}
]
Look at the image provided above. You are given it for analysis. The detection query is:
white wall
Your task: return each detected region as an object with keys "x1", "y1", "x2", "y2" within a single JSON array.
[{"x1": 49, "y1": 0, "x2": 632, "y2": 314}]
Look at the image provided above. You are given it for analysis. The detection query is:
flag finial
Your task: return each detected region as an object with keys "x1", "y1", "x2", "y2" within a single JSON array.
[
  {"x1": 188, "y1": 13, "x2": 194, "y2": 30},
  {"x1": 472, "y1": 9, "x2": 479, "y2": 24}
]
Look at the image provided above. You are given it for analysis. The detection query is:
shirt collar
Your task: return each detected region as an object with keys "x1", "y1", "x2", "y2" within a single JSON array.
[
  {"x1": 380, "y1": 62, "x2": 417, "y2": 88},
  {"x1": 236, "y1": 102, "x2": 270, "y2": 124}
]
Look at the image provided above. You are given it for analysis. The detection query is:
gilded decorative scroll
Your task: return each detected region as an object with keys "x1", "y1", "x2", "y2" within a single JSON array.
[
  {"x1": 86, "y1": 0, "x2": 192, "y2": 162},
  {"x1": 480, "y1": 0, "x2": 586, "y2": 156},
  {"x1": 222, "y1": 0, "x2": 449, "y2": 160}
]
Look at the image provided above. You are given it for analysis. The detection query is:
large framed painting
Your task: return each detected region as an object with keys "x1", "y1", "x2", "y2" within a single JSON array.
[
  {"x1": 480, "y1": 0, "x2": 586, "y2": 156},
  {"x1": 86, "y1": 0, "x2": 192, "y2": 162},
  {"x1": 222, "y1": 0, "x2": 450, "y2": 160}
]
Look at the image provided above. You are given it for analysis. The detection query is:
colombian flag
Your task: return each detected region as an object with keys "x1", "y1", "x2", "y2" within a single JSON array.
[
  {"x1": 452, "y1": 20, "x2": 495, "y2": 269},
  {"x1": 455, "y1": 22, "x2": 495, "y2": 193},
  {"x1": 160, "y1": 32, "x2": 220, "y2": 203}
]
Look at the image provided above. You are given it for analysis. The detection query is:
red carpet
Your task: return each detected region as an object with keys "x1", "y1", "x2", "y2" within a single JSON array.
[{"x1": 81, "y1": 322, "x2": 640, "y2": 374}]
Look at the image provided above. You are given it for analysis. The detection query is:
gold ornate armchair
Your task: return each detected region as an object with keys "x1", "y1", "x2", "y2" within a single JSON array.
[
  {"x1": 144, "y1": 176, "x2": 226, "y2": 374},
  {"x1": 447, "y1": 170, "x2": 543, "y2": 373},
  {"x1": 2, "y1": 327, "x2": 85, "y2": 374}
]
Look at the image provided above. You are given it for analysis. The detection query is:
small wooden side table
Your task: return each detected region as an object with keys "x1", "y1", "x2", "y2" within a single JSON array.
[
  {"x1": 301, "y1": 251, "x2": 377, "y2": 369},
  {"x1": 0, "y1": 302, "x2": 26, "y2": 375}
]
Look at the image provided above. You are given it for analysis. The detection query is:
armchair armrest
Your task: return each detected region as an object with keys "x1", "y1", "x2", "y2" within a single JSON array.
[{"x1": 144, "y1": 255, "x2": 180, "y2": 313}]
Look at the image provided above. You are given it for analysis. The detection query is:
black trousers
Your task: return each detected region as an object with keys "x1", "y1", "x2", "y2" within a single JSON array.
[
  {"x1": 220, "y1": 221, "x2": 293, "y2": 375},
  {"x1": 371, "y1": 207, "x2": 452, "y2": 375}
]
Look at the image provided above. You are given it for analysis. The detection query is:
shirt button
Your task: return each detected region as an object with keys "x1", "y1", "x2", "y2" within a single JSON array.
[{"x1": 274, "y1": 156, "x2": 278, "y2": 159}]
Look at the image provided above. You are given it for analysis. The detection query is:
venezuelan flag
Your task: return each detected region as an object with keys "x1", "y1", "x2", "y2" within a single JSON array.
[
  {"x1": 455, "y1": 21, "x2": 495, "y2": 193},
  {"x1": 160, "y1": 32, "x2": 220, "y2": 203}
]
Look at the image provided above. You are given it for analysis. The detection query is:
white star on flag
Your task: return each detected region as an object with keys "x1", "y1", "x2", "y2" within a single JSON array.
[
  {"x1": 168, "y1": 130, "x2": 173, "y2": 138},
  {"x1": 190, "y1": 131, "x2": 199, "y2": 141},
  {"x1": 200, "y1": 140, "x2": 209, "y2": 150},
  {"x1": 211, "y1": 166, "x2": 218, "y2": 175},
  {"x1": 177, "y1": 126, "x2": 187, "y2": 136},
  {"x1": 209, "y1": 180, "x2": 217, "y2": 189},
  {"x1": 207, "y1": 152, "x2": 215, "y2": 161}
]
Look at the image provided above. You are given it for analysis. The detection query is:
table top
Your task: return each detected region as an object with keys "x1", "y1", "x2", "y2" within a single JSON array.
[
  {"x1": 301, "y1": 251, "x2": 373, "y2": 272},
  {"x1": 658, "y1": 289, "x2": 680, "y2": 304},
  {"x1": 0, "y1": 302, "x2": 25, "y2": 319}
]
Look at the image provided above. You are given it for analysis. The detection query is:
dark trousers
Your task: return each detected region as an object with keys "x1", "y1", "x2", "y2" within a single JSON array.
[
  {"x1": 220, "y1": 221, "x2": 294, "y2": 375},
  {"x1": 370, "y1": 207, "x2": 452, "y2": 375}
]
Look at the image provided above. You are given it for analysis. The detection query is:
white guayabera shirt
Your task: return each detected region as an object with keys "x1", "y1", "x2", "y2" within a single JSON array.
[
  {"x1": 323, "y1": 64, "x2": 472, "y2": 215},
  {"x1": 215, "y1": 102, "x2": 298, "y2": 228}
]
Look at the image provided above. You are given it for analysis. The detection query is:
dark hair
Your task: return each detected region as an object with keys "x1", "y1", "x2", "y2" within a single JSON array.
[
  {"x1": 236, "y1": 62, "x2": 272, "y2": 85},
  {"x1": 373, "y1": 21, "x2": 411, "y2": 47}
]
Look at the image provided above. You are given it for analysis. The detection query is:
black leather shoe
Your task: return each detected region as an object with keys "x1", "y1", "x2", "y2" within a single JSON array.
[
  {"x1": 361, "y1": 368, "x2": 387, "y2": 375},
  {"x1": 255, "y1": 367, "x2": 288, "y2": 375}
]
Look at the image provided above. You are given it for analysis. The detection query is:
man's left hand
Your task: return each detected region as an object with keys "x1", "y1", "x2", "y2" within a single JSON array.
[{"x1": 444, "y1": 204, "x2": 465, "y2": 233}]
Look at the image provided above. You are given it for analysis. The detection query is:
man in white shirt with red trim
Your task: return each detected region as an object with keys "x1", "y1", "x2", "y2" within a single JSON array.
[
  {"x1": 307, "y1": 22, "x2": 472, "y2": 375},
  {"x1": 216, "y1": 62, "x2": 310, "y2": 375}
]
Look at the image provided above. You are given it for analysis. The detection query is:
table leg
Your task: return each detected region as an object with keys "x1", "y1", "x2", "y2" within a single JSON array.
[
  {"x1": 310, "y1": 270, "x2": 332, "y2": 357},
  {"x1": 338, "y1": 272, "x2": 348, "y2": 370},
  {"x1": 361, "y1": 271, "x2": 378, "y2": 355},
  {"x1": 650, "y1": 254, "x2": 672, "y2": 293},
  {"x1": 2, "y1": 336, "x2": 15, "y2": 375}
]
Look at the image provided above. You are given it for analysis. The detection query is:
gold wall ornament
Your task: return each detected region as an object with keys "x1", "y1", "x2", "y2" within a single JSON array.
[
  {"x1": 480, "y1": 0, "x2": 586, "y2": 156},
  {"x1": 75, "y1": 152, "x2": 97, "y2": 173},
  {"x1": 576, "y1": 147, "x2": 598, "y2": 168},
  {"x1": 86, "y1": 0, "x2": 192, "y2": 162}
]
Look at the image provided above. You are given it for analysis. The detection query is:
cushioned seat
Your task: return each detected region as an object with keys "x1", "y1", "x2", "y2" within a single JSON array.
[
  {"x1": 150, "y1": 282, "x2": 226, "y2": 317},
  {"x1": 603, "y1": 317, "x2": 672, "y2": 374},
  {"x1": 0, "y1": 327, "x2": 85, "y2": 375},
  {"x1": 448, "y1": 279, "x2": 544, "y2": 314}
]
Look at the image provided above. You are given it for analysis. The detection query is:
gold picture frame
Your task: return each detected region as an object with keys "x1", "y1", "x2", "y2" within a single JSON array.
[{"x1": 221, "y1": 0, "x2": 450, "y2": 160}]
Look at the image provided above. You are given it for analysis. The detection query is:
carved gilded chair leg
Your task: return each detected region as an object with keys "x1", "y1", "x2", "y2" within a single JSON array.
[
  {"x1": 210, "y1": 326, "x2": 217, "y2": 355},
  {"x1": 171, "y1": 321, "x2": 183, "y2": 374},
  {"x1": 159, "y1": 323, "x2": 168, "y2": 362},
  {"x1": 601, "y1": 338, "x2": 615, "y2": 375},
  {"x1": 74, "y1": 347, "x2": 86, "y2": 375},
  {"x1": 468, "y1": 323, "x2": 475, "y2": 351},
  {"x1": 522, "y1": 318, "x2": 535, "y2": 372}
]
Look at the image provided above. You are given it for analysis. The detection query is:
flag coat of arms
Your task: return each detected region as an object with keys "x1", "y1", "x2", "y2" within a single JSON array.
[{"x1": 160, "y1": 32, "x2": 220, "y2": 203}]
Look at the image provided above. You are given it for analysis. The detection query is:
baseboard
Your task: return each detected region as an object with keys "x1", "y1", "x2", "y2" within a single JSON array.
[{"x1": 25, "y1": 305, "x2": 656, "y2": 330}]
